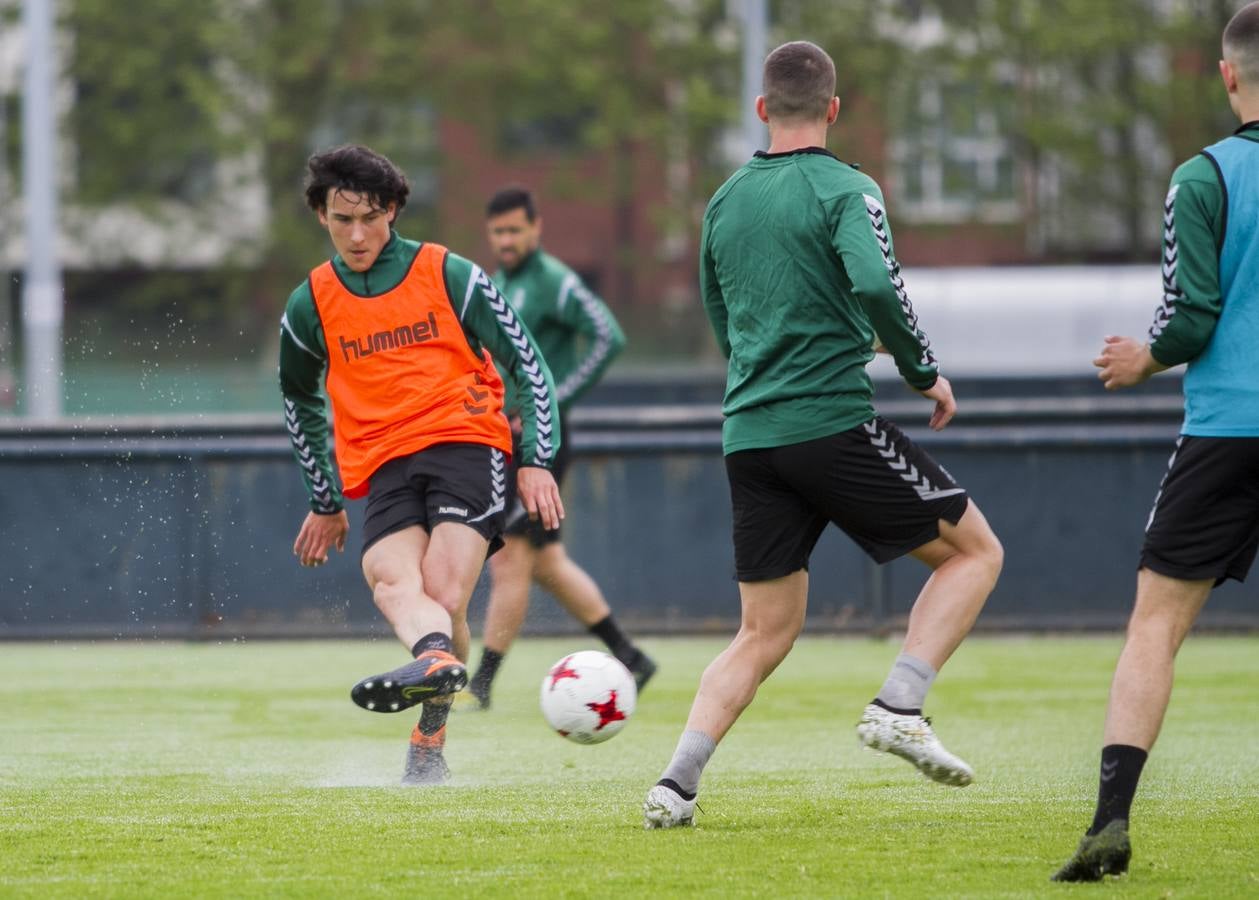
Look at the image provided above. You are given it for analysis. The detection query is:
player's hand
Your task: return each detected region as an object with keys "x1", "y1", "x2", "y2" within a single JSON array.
[
  {"x1": 293, "y1": 509, "x2": 349, "y2": 567},
  {"x1": 918, "y1": 374, "x2": 957, "y2": 431},
  {"x1": 516, "y1": 466, "x2": 565, "y2": 531},
  {"x1": 1094, "y1": 335, "x2": 1167, "y2": 390},
  {"x1": 509, "y1": 414, "x2": 523, "y2": 437}
]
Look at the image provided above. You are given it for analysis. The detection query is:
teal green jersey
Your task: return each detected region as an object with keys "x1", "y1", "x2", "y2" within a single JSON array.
[
  {"x1": 700, "y1": 147, "x2": 939, "y2": 454},
  {"x1": 278, "y1": 232, "x2": 560, "y2": 513},
  {"x1": 1149, "y1": 121, "x2": 1259, "y2": 435},
  {"x1": 493, "y1": 249, "x2": 625, "y2": 414}
]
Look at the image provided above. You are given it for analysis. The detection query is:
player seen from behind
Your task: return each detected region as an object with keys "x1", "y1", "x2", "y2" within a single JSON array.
[
  {"x1": 1053, "y1": 1, "x2": 1259, "y2": 882},
  {"x1": 644, "y1": 40, "x2": 1004, "y2": 829}
]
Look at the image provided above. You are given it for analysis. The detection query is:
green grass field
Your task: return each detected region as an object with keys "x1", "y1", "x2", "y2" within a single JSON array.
[{"x1": 1, "y1": 636, "x2": 1257, "y2": 898}]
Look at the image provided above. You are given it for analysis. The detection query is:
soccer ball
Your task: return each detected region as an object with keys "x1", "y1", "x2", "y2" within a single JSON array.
[{"x1": 539, "y1": 650, "x2": 637, "y2": 744}]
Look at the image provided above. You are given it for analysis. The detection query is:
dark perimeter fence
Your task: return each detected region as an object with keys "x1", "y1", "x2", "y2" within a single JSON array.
[{"x1": 1, "y1": 375, "x2": 1254, "y2": 639}]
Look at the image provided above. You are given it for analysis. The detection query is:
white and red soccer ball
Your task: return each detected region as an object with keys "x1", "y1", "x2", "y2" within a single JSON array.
[{"x1": 539, "y1": 650, "x2": 637, "y2": 744}]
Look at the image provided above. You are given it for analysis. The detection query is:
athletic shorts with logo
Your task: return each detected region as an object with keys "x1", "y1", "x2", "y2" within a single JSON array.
[
  {"x1": 726, "y1": 416, "x2": 970, "y2": 581},
  {"x1": 502, "y1": 414, "x2": 571, "y2": 547},
  {"x1": 1141, "y1": 435, "x2": 1259, "y2": 585},
  {"x1": 361, "y1": 443, "x2": 508, "y2": 556}
]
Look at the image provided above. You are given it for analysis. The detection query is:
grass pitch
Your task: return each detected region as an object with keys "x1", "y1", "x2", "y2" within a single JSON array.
[{"x1": 1, "y1": 636, "x2": 1257, "y2": 898}]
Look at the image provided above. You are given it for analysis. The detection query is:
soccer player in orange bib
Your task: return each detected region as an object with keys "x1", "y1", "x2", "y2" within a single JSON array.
[{"x1": 278, "y1": 144, "x2": 563, "y2": 784}]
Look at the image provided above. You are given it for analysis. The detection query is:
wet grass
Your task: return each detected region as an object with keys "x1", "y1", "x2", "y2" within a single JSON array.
[{"x1": 1, "y1": 636, "x2": 1257, "y2": 898}]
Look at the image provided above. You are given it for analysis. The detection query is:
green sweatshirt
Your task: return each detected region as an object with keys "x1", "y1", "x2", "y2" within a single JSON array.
[
  {"x1": 701, "y1": 147, "x2": 939, "y2": 454},
  {"x1": 279, "y1": 232, "x2": 560, "y2": 514},
  {"x1": 493, "y1": 248, "x2": 626, "y2": 415}
]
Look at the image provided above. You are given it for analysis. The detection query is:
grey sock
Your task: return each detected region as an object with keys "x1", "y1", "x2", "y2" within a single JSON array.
[
  {"x1": 876, "y1": 652, "x2": 937, "y2": 711},
  {"x1": 659, "y1": 730, "x2": 716, "y2": 796}
]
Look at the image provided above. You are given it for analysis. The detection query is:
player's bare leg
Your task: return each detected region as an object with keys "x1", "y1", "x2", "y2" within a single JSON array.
[
  {"x1": 482, "y1": 536, "x2": 536, "y2": 655},
  {"x1": 1103, "y1": 569, "x2": 1211, "y2": 750},
  {"x1": 857, "y1": 501, "x2": 1002, "y2": 786},
  {"x1": 645, "y1": 570, "x2": 807, "y2": 828},
  {"x1": 902, "y1": 501, "x2": 1003, "y2": 668},
  {"x1": 1053, "y1": 569, "x2": 1211, "y2": 880},
  {"x1": 534, "y1": 543, "x2": 611, "y2": 626},
  {"x1": 468, "y1": 537, "x2": 536, "y2": 707},
  {"x1": 353, "y1": 523, "x2": 486, "y2": 713},
  {"x1": 361, "y1": 526, "x2": 445, "y2": 651}
]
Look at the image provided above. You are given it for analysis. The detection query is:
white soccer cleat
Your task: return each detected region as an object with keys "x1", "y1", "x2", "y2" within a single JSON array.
[
  {"x1": 856, "y1": 703, "x2": 974, "y2": 787},
  {"x1": 643, "y1": 782, "x2": 696, "y2": 829}
]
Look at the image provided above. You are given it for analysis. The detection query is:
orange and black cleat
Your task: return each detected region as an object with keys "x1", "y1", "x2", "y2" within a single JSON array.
[{"x1": 350, "y1": 651, "x2": 468, "y2": 713}]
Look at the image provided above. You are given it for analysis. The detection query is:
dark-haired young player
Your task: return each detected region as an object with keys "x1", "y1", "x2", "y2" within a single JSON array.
[
  {"x1": 464, "y1": 186, "x2": 655, "y2": 709},
  {"x1": 278, "y1": 144, "x2": 563, "y2": 784},
  {"x1": 1053, "y1": 2, "x2": 1259, "y2": 881},
  {"x1": 644, "y1": 41, "x2": 1004, "y2": 828}
]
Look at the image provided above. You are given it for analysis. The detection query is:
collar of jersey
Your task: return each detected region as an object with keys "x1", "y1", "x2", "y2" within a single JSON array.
[
  {"x1": 504, "y1": 247, "x2": 544, "y2": 279},
  {"x1": 330, "y1": 231, "x2": 419, "y2": 297},
  {"x1": 752, "y1": 146, "x2": 858, "y2": 168},
  {"x1": 1235, "y1": 120, "x2": 1259, "y2": 137}
]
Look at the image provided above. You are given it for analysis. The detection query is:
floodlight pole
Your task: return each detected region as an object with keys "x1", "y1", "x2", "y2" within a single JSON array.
[
  {"x1": 738, "y1": 0, "x2": 768, "y2": 155},
  {"x1": 21, "y1": 0, "x2": 63, "y2": 419}
]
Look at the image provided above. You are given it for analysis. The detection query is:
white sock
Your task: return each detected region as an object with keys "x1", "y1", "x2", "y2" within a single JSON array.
[{"x1": 876, "y1": 652, "x2": 937, "y2": 712}]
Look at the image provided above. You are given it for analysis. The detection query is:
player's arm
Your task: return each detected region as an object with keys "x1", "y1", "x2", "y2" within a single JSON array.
[
  {"x1": 445, "y1": 253, "x2": 564, "y2": 528},
  {"x1": 1147, "y1": 162, "x2": 1225, "y2": 367},
  {"x1": 699, "y1": 212, "x2": 732, "y2": 359},
  {"x1": 553, "y1": 273, "x2": 626, "y2": 406},
  {"x1": 835, "y1": 191, "x2": 951, "y2": 425},
  {"x1": 279, "y1": 286, "x2": 348, "y2": 565},
  {"x1": 1096, "y1": 163, "x2": 1223, "y2": 390}
]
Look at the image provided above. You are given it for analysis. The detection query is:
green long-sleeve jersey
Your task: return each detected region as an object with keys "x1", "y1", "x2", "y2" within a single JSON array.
[
  {"x1": 493, "y1": 249, "x2": 626, "y2": 415},
  {"x1": 278, "y1": 232, "x2": 561, "y2": 513},
  {"x1": 701, "y1": 147, "x2": 938, "y2": 454}
]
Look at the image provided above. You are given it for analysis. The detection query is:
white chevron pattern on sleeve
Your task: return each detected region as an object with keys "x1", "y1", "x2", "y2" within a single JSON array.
[
  {"x1": 470, "y1": 265, "x2": 556, "y2": 466},
  {"x1": 1148, "y1": 184, "x2": 1183, "y2": 341},
  {"x1": 284, "y1": 397, "x2": 337, "y2": 513},
  {"x1": 862, "y1": 194, "x2": 936, "y2": 368},
  {"x1": 555, "y1": 282, "x2": 615, "y2": 404}
]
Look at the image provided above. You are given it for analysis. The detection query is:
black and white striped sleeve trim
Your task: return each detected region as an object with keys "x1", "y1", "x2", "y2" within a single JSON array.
[
  {"x1": 1148, "y1": 184, "x2": 1182, "y2": 342},
  {"x1": 862, "y1": 193, "x2": 936, "y2": 368},
  {"x1": 469, "y1": 265, "x2": 556, "y2": 466},
  {"x1": 283, "y1": 397, "x2": 337, "y2": 513},
  {"x1": 555, "y1": 275, "x2": 615, "y2": 403}
]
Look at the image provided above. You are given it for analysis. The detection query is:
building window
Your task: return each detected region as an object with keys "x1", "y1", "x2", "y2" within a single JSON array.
[{"x1": 887, "y1": 79, "x2": 1018, "y2": 223}]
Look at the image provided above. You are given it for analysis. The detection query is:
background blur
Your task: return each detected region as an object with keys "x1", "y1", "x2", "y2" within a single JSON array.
[{"x1": 1, "y1": 0, "x2": 1254, "y2": 635}]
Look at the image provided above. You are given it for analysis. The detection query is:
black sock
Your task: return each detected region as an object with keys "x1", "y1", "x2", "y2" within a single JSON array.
[
  {"x1": 1088, "y1": 744, "x2": 1148, "y2": 835},
  {"x1": 472, "y1": 648, "x2": 504, "y2": 686},
  {"x1": 411, "y1": 632, "x2": 453, "y2": 658},
  {"x1": 589, "y1": 615, "x2": 635, "y2": 661},
  {"x1": 418, "y1": 700, "x2": 451, "y2": 736}
]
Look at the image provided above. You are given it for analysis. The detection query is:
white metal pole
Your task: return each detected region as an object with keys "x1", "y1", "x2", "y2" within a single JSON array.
[
  {"x1": 21, "y1": 0, "x2": 63, "y2": 419},
  {"x1": 739, "y1": 0, "x2": 768, "y2": 155}
]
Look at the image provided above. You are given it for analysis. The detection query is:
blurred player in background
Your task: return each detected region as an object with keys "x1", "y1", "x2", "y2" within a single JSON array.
[
  {"x1": 278, "y1": 145, "x2": 563, "y2": 784},
  {"x1": 643, "y1": 40, "x2": 1004, "y2": 828},
  {"x1": 1053, "y1": 2, "x2": 1259, "y2": 882},
  {"x1": 465, "y1": 186, "x2": 656, "y2": 709}
]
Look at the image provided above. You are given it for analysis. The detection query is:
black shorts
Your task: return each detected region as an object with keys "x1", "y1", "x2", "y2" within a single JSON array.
[
  {"x1": 726, "y1": 417, "x2": 970, "y2": 581},
  {"x1": 361, "y1": 443, "x2": 507, "y2": 556},
  {"x1": 1141, "y1": 435, "x2": 1259, "y2": 585},
  {"x1": 502, "y1": 414, "x2": 572, "y2": 548}
]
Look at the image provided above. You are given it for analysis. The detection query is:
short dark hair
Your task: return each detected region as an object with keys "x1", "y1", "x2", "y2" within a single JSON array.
[
  {"x1": 1224, "y1": 1, "x2": 1259, "y2": 86},
  {"x1": 762, "y1": 41, "x2": 836, "y2": 123},
  {"x1": 303, "y1": 144, "x2": 410, "y2": 214},
  {"x1": 486, "y1": 185, "x2": 537, "y2": 221}
]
